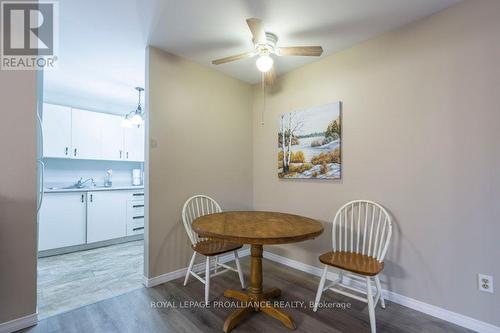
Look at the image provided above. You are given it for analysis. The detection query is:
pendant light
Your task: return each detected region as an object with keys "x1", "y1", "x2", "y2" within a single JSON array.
[{"x1": 122, "y1": 87, "x2": 145, "y2": 128}]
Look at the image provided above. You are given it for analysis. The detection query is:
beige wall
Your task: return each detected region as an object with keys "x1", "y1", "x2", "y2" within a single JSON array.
[
  {"x1": 0, "y1": 69, "x2": 38, "y2": 322},
  {"x1": 146, "y1": 47, "x2": 253, "y2": 277},
  {"x1": 252, "y1": 0, "x2": 500, "y2": 326}
]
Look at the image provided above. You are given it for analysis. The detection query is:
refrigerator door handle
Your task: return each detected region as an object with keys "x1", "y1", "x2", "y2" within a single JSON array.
[
  {"x1": 37, "y1": 160, "x2": 45, "y2": 213},
  {"x1": 37, "y1": 109, "x2": 44, "y2": 158}
]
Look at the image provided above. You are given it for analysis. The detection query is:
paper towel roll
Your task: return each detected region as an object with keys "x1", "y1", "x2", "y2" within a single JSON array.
[{"x1": 132, "y1": 169, "x2": 141, "y2": 186}]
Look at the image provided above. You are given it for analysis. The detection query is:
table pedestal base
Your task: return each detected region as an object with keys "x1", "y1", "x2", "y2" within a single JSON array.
[{"x1": 223, "y1": 245, "x2": 296, "y2": 332}]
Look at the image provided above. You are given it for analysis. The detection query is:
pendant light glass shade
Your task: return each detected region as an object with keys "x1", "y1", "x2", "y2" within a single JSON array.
[
  {"x1": 130, "y1": 113, "x2": 144, "y2": 126},
  {"x1": 122, "y1": 87, "x2": 145, "y2": 128}
]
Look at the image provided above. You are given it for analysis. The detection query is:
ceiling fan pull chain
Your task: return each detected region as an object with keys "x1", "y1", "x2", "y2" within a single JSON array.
[{"x1": 261, "y1": 72, "x2": 265, "y2": 125}]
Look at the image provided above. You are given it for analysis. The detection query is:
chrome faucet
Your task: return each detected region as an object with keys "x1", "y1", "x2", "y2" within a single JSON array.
[{"x1": 75, "y1": 177, "x2": 96, "y2": 188}]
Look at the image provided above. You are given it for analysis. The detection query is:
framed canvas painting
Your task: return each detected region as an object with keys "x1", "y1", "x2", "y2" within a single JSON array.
[{"x1": 278, "y1": 102, "x2": 341, "y2": 179}]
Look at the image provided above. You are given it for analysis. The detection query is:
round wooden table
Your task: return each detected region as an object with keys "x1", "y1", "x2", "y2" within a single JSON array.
[{"x1": 192, "y1": 211, "x2": 324, "y2": 332}]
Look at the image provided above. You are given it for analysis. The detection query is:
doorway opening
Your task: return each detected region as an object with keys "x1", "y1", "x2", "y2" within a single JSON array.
[{"x1": 35, "y1": 6, "x2": 147, "y2": 317}]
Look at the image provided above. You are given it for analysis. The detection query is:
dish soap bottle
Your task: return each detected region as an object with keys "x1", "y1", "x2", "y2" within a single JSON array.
[{"x1": 105, "y1": 169, "x2": 113, "y2": 187}]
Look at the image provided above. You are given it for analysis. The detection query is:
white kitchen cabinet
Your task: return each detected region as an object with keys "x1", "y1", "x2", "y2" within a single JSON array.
[
  {"x1": 101, "y1": 113, "x2": 124, "y2": 161},
  {"x1": 43, "y1": 103, "x2": 144, "y2": 162},
  {"x1": 86, "y1": 191, "x2": 127, "y2": 243},
  {"x1": 71, "y1": 108, "x2": 103, "y2": 160},
  {"x1": 42, "y1": 103, "x2": 72, "y2": 158},
  {"x1": 123, "y1": 125, "x2": 145, "y2": 162},
  {"x1": 38, "y1": 192, "x2": 87, "y2": 251}
]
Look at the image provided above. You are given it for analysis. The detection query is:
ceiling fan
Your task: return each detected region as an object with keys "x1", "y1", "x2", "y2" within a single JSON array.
[{"x1": 211, "y1": 18, "x2": 323, "y2": 85}]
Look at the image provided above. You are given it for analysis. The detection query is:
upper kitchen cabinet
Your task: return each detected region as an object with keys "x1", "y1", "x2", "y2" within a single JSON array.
[
  {"x1": 101, "y1": 113, "x2": 124, "y2": 161},
  {"x1": 123, "y1": 125, "x2": 145, "y2": 162},
  {"x1": 42, "y1": 103, "x2": 72, "y2": 158},
  {"x1": 42, "y1": 103, "x2": 144, "y2": 162},
  {"x1": 71, "y1": 108, "x2": 103, "y2": 160}
]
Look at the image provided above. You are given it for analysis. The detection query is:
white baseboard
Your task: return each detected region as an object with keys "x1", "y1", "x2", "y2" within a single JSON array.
[
  {"x1": 0, "y1": 313, "x2": 37, "y2": 333},
  {"x1": 383, "y1": 291, "x2": 500, "y2": 333},
  {"x1": 262, "y1": 251, "x2": 500, "y2": 333},
  {"x1": 143, "y1": 248, "x2": 250, "y2": 288}
]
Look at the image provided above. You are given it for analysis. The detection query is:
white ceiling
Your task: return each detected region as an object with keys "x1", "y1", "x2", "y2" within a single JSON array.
[
  {"x1": 44, "y1": 0, "x2": 146, "y2": 114},
  {"x1": 148, "y1": 0, "x2": 461, "y2": 84},
  {"x1": 44, "y1": 0, "x2": 461, "y2": 114}
]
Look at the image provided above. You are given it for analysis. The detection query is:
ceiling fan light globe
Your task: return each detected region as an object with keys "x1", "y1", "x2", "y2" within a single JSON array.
[{"x1": 256, "y1": 55, "x2": 273, "y2": 72}]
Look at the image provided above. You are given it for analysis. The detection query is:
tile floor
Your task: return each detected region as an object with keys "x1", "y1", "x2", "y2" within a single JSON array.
[{"x1": 37, "y1": 240, "x2": 144, "y2": 319}]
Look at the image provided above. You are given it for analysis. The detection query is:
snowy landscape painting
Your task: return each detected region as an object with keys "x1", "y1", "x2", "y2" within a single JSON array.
[{"x1": 278, "y1": 102, "x2": 341, "y2": 179}]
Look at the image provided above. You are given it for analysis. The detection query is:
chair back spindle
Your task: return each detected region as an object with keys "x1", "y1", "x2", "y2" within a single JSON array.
[
  {"x1": 181, "y1": 195, "x2": 222, "y2": 245},
  {"x1": 332, "y1": 200, "x2": 392, "y2": 262}
]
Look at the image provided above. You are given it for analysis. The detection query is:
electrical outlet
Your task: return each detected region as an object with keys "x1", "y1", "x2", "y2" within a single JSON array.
[{"x1": 478, "y1": 274, "x2": 494, "y2": 293}]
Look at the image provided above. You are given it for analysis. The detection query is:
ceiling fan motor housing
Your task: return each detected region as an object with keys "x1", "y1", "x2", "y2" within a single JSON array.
[
  {"x1": 256, "y1": 32, "x2": 278, "y2": 55},
  {"x1": 210, "y1": 18, "x2": 323, "y2": 86}
]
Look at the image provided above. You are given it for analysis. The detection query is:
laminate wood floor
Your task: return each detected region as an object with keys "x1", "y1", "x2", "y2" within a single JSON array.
[
  {"x1": 27, "y1": 256, "x2": 474, "y2": 333},
  {"x1": 37, "y1": 240, "x2": 144, "y2": 319}
]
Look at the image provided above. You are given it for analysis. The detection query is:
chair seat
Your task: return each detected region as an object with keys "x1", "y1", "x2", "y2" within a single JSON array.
[
  {"x1": 192, "y1": 240, "x2": 243, "y2": 256},
  {"x1": 319, "y1": 251, "x2": 384, "y2": 276}
]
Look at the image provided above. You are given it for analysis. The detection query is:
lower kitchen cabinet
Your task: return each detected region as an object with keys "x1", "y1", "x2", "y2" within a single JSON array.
[
  {"x1": 38, "y1": 192, "x2": 87, "y2": 251},
  {"x1": 39, "y1": 189, "x2": 144, "y2": 252},
  {"x1": 86, "y1": 191, "x2": 128, "y2": 243}
]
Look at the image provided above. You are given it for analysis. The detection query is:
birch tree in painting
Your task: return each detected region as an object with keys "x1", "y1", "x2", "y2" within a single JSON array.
[
  {"x1": 278, "y1": 113, "x2": 303, "y2": 173},
  {"x1": 286, "y1": 112, "x2": 303, "y2": 168},
  {"x1": 279, "y1": 114, "x2": 288, "y2": 172}
]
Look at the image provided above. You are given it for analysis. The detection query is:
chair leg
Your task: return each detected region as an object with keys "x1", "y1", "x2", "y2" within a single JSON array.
[
  {"x1": 374, "y1": 275, "x2": 386, "y2": 309},
  {"x1": 366, "y1": 276, "x2": 376, "y2": 333},
  {"x1": 184, "y1": 252, "x2": 196, "y2": 286},
  {"x1": 313, "y1": 265, "x2": 328, "y2": 312},
  {"x1": 205, "y1": 256, "x2": 211, "y2": 304},
  {"x1": 214, "y1": 255, "x2": 219, "y2": 273},
  {"x1": 234, "y1": 250, "x2": 245, "y2": 289}
]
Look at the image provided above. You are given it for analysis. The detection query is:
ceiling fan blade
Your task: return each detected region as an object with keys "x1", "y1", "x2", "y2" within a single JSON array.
[
  {"x1": 246, "y1": 18, "x2": 266, "y2": 45},
  {"x1": 212, "y1": 52, "x2": 255, "y2": 65},
  {"x1": 277, "y1": 46, "x2": 323, "y2": 57},
  {"x1": 264, "y1": 67, "x2": 277, "y2": 86}
]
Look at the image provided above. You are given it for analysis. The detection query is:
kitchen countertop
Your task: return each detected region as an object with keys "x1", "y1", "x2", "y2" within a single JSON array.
[{"x1": 44, "y1": 185, "x2": 144, "y2": 193}]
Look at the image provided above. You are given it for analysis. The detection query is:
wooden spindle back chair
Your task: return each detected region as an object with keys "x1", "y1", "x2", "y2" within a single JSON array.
[
  {"x1": 313, "y1": 200, "x2": 392, "y2": 333},
  {"x1": 181, "y1": 195, "x2": 245, "y2": 304}
]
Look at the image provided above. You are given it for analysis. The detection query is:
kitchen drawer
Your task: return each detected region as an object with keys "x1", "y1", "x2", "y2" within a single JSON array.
[
  {"x1": 126, "y1": 199, "x2": 144, "y2": 236},
  {"x1": 129, "y1": 191, "x2": 144, "y2": 200},
  {"x1": 129, "y1": 201, "x2": 144, "y2": 216},
  {"x1": 127, "y1": 218, "x2": 144, "y2": 235}
]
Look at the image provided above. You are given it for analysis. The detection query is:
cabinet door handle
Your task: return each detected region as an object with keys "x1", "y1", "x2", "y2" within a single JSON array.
[
  {"x1": 73, "y1": 148, "x2": 77, "y2": 156},
  {"x1": 133, "y1": 204, "x2": 144, "y2": 208},
  {"x1": 119, "y1": 150, "x2": 122, "y2": 159},
  {"x1": 133, "y1": 227, "x2": 144, "y2": 231},
  {"x1": 81, "y1": 194, "x2": 84, "y2": 203},
  {"x1": 133, "y1": 193, "x2": 144, "y2": 197},
  {"x1": 65, "y1": 147, "x2": 69, "y2": 155},
  {"x1": 126, "y1": 151, "x2": 129, "y2": 159},
  {"x1": 133, "y1": 216, "x2": 144, "y2": 219},
  {"x1": 90, "y1": 194, "x2": 93, "y2": 202}
]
